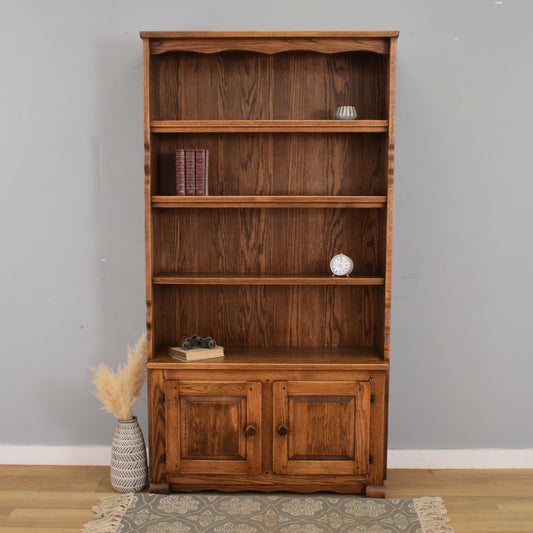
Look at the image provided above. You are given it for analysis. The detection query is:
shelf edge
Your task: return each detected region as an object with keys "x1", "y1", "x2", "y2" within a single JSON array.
[
  {"x1": 151, "y1": 120, "x2": 389, "y2": 133},
  {"x1": 152, "y1": 274, "x2": 385, "y2": 286},
  {"x1": 151, "y1": 196, "x2": 387, "y2": 209}
]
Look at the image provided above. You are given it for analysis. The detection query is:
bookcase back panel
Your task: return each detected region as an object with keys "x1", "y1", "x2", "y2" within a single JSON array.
[
  {"x1": 155, "y1": 133, "x2": 386, "y2": 196},
  {"x1": 153, "y1": 285, "x2": 382, "y2": 350},
  {"x1": 151, "y1": 51, "x2": 388, "y2": 120},
  {"x1": 152, "y1": 208, "x2": 384, "y2": 276}
]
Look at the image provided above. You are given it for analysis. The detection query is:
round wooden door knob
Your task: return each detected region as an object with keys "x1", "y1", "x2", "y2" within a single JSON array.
[
  {"x1": 277, "y1": 424, "x2": 289, "y2": 436},
  {"x1": 245, "y1": 425, "x2": 257, "y2": 436}
]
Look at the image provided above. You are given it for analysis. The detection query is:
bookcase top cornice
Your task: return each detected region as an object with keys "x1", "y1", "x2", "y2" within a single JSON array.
[
  {"x1": 140, "y1": 31, "x2": 399, "y2": 38},
  {"x1": 140, "y1": 31, "x2": 399, "y2": 55}
]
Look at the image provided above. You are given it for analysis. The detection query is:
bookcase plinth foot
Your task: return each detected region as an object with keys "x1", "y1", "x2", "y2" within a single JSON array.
[
  {"x1": 365, "y1": 484, "x2": 386, "y2": 498},
  {"x1": 150, "y1": 482, "x2": 170, "y2": 494}
]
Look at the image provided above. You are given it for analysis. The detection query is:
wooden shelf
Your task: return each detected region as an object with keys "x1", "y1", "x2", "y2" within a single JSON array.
[
  {"x1": 151, "y1": 120, "x2": 388, "y2": 133},
  {"x1": 148, "y1": 346, "x2": 388, "y2": 370},
  {"x1": 152, "y1": 195, "x2": 387, "y2": 208},
  {"x1": 153, "y1": 273, "x2": 385, "y2": 286}
]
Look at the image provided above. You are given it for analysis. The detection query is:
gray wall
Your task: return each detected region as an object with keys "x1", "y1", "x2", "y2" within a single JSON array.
[{"x1": 1, "y1": 0, "x2": 532, "y2": 449}]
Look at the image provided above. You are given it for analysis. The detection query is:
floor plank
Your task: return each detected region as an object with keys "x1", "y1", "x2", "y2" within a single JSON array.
[
  {"x1": 0, "y1": 508, "x2": 13, "y2": 524},
  {"x1": 0, "y1": 529, "x2": 82, "y2": 533},
  {"x1": 2, "y1": 508, "x2": 95, "y2": 528},
  {"x1": 0, "y1": 491, "x2": 111, "y2": 509},
  {"x1": 0, "y1": 466, "x2": 107, "y2": 492}
]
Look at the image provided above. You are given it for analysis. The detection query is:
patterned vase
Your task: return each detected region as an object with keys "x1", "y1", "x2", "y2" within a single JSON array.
[{"x1": 110, "y1": 417, "x2": 148, "y2": 493}]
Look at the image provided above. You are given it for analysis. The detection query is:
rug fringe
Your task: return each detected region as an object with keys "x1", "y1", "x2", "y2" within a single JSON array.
[
  {"x1": 413, "y1": 497, "x2": 454, "y2": 533},
  {"x1": 81, "y1": 493, "x2": 134, "y2": 533}
]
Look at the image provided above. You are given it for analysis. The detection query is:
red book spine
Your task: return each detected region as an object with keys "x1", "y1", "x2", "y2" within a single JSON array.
[
  {"x1": 185, "y1": 149, "x2": 196, "y2": 195},
  {"x1": 175, "y1": 149, "x2": 186, "y2": 195},
  {"x1": 194, "y1": 149, "x2": 207, "y2": 196}
]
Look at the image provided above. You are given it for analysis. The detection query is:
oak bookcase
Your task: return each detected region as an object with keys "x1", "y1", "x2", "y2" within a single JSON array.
[{"x1": 141, "y1": 31, "x2": 398, "y2": 497}]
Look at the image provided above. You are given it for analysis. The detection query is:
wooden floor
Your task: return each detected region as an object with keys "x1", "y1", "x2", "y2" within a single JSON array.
[{"x1": 0, "y1": 467, "x2": 532, "y2": 532}]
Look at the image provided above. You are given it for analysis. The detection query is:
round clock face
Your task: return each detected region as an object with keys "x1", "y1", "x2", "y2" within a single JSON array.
[{"x1": 330, "y1": 253, "x2": 354, "y2": 277}]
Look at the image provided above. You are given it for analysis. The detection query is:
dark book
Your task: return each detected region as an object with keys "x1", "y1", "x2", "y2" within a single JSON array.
[
  {"x1": 175, "y1": 149, "x2": 186, "y2": 196},
  {"x1": 158, "y1": 153, "x2": 177, "y2": 195},
  {"x1": 194, "y1": 149, "x2": 209, "y2": 196},
  {"x1": 185, "y1": 149, "x2": 196, "y2": 195}
]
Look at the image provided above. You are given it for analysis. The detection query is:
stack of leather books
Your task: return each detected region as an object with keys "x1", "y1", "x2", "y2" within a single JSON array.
[{"x1": 175, "y1": 148, "x2": 208, "y2": 195}]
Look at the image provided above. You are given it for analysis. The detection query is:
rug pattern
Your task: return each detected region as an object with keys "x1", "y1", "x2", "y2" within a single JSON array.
[{"x1": 84, "y1": 493, "x2": 453, "y2": 533}]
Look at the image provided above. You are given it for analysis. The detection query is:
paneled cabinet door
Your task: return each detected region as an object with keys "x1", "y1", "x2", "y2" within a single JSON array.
[
  {"x1": 164, "y1": 381, "x2": 262, "y2": 475},
  {"x1": 273, "y1": 381, "x2": 371, "y2": 476}
]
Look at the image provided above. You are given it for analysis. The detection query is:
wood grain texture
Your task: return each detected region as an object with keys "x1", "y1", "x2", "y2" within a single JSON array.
[
  {"x1": 365, "y1": 485, "x2": 386, "y2": 498},
  {"x1": 148, "y1": 37, "x2": 390, "y2": 55},
  {"x1": 163, "y1": 382, "x2": 181, "y2": 473},
  {"x1": 355, "y1": 381, "x2": 371, "y2": 475},
  {"x1": 148, "y1": 348, "x2": 388, "y2": 370},
  {"x1": 151, "y1": 120, "x2": 388, "y2": 132},
  {"x1": 382, "y1": 36, "x2": 397, "y2": 362},
  {"x1": 149, "y1": 482, "x2": 170, "y2": 494},
  {"x1": 272, "y1": 381, "x2": 289, "y2": 475},
  {"x1": 151, "y1": 51, "x2": 387, "y2": 120},
  {"x1": 153, "y1": 132, "x2": 386, "y2": 196},
  {"x1": 148, "y1": 368, "x2": 380, "y2": 383},
  {"x1": 1, "y1": 508, "x2": 95, "y2": 529},
  {"x1": 147, "y1": 371, "x2": 167, "y2": 484},
  {"x1": 179, "y1": 398, "x2": 247, "y2": 460},
  {"x1": 152, "y1": 208, "x2": 384, "y2": 276},
  {"x1": 152, "y1": 273, "x2": 385, "y2": 286},
  {"x1": 165, "y1": 381, "x2": 262, "y2": 475},
  {"x1": 152, "y1": 285, "x2": 383, "y2": 351},
  {"x1": 272, "y1": 381, "x2": 370, "y2": 476},
  {"x1": 141, "y1": 31, "x2": 399, "y2": 38},
  {"x1": 143, "y1": 38, "x2": 155, "y2": 362},
  {"x1": 152, "y1": 196, "x2": 387, "y2": 208},
  {"x1": 0, "y1": 467, "x2": 106, "y2": 492},
  {"x1": 165, "y1": 474, "x2": 366, "y2": 494},
  {"x1": 368, "y1": 371, "x2": 389, "y2": 485}
]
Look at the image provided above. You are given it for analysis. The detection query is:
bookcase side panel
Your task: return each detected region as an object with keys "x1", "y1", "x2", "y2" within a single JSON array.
[
  {"x1": 382, "y1": 38, "x2": 397, "y2": 361},
  {"x1": 143, "y1": 38, "x2": 156, "y2": 360}
]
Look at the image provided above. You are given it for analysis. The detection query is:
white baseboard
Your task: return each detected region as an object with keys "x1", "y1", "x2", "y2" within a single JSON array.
[
  {"x1": 388, "y1": 448, "x2": 533, "y2": 468},
  {"x1": 2, "y1": 446, "x2": 533, "y2": 468},
  {"x1": 0, "y1": 446, "x2": 112, "y2": 466}
]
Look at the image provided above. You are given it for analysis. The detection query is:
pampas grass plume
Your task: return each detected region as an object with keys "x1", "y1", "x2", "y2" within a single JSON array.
[{"x1": 92, "y1": 332, "x2": 147, "y2": 421}]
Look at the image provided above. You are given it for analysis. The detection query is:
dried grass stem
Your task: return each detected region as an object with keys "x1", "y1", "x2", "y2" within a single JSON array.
[{"x1": 92, "y1": 332, "x2": 147, "y2": 420}]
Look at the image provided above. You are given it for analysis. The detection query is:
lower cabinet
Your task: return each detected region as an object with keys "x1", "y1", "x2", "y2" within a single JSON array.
[{"x1": 153, "y1": 372, "x2": 385, "y2": 495}]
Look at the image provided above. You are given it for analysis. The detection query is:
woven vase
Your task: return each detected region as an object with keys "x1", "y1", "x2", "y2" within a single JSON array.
[{"x1": 110, "y1": 417, "x2": 148, "y2": 493}]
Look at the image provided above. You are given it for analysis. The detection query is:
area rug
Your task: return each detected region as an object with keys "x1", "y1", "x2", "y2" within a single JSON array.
[{"x1": 83, "y1": 493, "x2": 454, "y2": 533}]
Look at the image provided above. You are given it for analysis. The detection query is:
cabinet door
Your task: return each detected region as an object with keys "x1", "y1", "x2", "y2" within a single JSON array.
[
  {"x1": 165, "y1": 381, "x2": 261, "y2": 475},
  {"x1": 273, "y1": 381, "x2": 370, "y2": 476}
]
